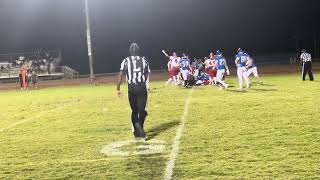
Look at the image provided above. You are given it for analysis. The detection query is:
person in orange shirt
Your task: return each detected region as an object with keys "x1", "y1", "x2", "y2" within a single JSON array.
[{"x1": 21, "y1": 64, "x2": 27, "y2": 90}]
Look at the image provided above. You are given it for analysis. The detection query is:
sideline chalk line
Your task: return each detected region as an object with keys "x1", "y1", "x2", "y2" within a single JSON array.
[{"x1": 163, "y1": 88, "x2": 194, "y2": 180}]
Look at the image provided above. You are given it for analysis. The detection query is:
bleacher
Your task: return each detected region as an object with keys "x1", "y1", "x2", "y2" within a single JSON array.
[{"x1": 0, "y1": 50, "x2": 78, "y2": 82}]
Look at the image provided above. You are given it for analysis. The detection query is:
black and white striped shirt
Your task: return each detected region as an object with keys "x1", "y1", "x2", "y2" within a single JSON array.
[
  {"x1": 300, "y1": 53, "x2": 312, "y2": 63},
  {"x1": 120, "y1": 56, "x2": 150, "y2": 85}
]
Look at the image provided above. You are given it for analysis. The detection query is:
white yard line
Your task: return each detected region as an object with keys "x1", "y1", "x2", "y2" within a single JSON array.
[
  {"x1": 0, "y1": 104, "x2": 69, "y2": 133},
  {"x1": 0, "y1": 115, "x2": 42, "y2": 132},
  {"x1": 163, "y1": 88, "x2": 194, "y2": 180}
]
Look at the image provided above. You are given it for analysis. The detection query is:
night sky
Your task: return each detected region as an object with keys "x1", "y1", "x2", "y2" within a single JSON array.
[{"x1": 0, "y1": 0, "x2": 319, "y2": 74}]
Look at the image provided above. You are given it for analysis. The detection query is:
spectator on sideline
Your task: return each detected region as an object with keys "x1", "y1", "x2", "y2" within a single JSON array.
[
  {"x1": 31, "y1": 71, "x2": 39, "y2": 89},
  {"x1": 26, "y1": 72, "x2": 31, "y2": 89},
  {"x1": 21, "y1": 64, "x2": 28, "y2": 90},
  {"x1": 19, "y1": 73, "x2": 23, "y2": 90}
]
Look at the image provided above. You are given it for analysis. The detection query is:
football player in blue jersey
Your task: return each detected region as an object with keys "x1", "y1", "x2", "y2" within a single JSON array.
[
  {"x1": 191, "y1": 58, "x2": 203, "y2": 79},
  {"x1": 179, "y1": 54, "x2": 192, "y2": 87},
  {"x1": 246, "y1": 54, "x2": 262, "y2": 84},
  {"x1": 214, "y1": 50, "x2": 230, "y2": 89},
  {"x1": 235, "y1": 48, "x2": 250, "y2": 90}
]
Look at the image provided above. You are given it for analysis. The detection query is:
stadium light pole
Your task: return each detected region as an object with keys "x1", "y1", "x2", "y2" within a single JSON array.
[{"x1": 84, "y1": 0, "x2": 95, "y2": 82}]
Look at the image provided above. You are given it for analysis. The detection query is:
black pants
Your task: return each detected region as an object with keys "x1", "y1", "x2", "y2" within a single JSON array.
[
  {"x1": 19, "y1": 74, "x2": 23, "y2": 88},
  {"x1": 302, "y1": 62, "x2": 314, "y2": 81},
  {"x1": 128, "y1": 83, "x2": 148, "y2": 131}
]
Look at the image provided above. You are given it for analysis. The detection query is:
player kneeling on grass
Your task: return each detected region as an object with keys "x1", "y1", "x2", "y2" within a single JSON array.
[
  {"x1": 180, "y1": 54, "x2": 192, "y2": 87},
  {"x1": 214, "y1": 50, "x2": 230, "y2": 89},
  {"x1": 245, "y1": 54, "x2": 262, "y2": 85}
]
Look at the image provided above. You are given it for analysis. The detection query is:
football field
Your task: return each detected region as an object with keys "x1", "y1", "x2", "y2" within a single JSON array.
[{"x1": 0, "y1": 74, "x2": 319, "y2": 179}]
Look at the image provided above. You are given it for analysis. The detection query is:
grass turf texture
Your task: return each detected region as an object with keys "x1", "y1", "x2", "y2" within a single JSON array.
[{"x1": 0, "y1": 74, "x2": 319, "y2": 179}]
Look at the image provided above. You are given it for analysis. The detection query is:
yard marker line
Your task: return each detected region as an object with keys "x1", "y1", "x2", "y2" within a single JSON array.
[
  {"x1": 0, "y1": 115, "x2": 41, "y2": 132},
  {"x1": 0, "y1": 105, "x2": 68, "y2": 132},
  {"x1": 163, "y1": 88, "x2": 194, "y2": 180}
]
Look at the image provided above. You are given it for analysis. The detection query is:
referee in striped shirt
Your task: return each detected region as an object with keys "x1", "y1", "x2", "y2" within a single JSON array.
[
  {"x1": 117, "y1": 43, "x2": 150, "y2": 139},
  {"x1": 300, "y1": 49, "x2": 314, "y2": 81}
]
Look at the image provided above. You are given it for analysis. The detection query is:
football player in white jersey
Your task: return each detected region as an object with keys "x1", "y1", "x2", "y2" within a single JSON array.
[
  {"x1": 205, "y1": 53, "x2": 217, "y2": 85},
  {"x1": 162, "y1": 50, "x2": 181, "y2": 85},
  {"x1": 165, "y1": 57, "x2": 174, "y2": 85}
]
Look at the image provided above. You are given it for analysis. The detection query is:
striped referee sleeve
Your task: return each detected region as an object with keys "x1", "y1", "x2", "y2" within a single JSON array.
[
  {"x1": 120, "y1": 58, "x2": 127, "y2": 71},
  {"x1": 143, "y1": 57, "x2": 150, "y2": 73},
  {"x1": 142, "y1": 57, "x2": 150, "y2": 82}
]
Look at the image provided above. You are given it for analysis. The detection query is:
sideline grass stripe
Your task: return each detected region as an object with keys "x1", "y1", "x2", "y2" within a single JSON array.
[{"x1": 163, "y1": 88, "x2": 194, "y2": 180}]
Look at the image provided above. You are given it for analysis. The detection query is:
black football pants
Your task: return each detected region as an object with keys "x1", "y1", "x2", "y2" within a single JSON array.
[
  {"x1": 128, "y1": 83, "x2": 148, "y2": 131},
  {"x1": 302, "y1": 62, "x2": 314, "y2": 81}
]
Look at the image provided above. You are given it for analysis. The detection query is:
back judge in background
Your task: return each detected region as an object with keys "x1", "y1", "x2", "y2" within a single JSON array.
[
  {"x1": 300, "y1": 49, "x2": 314, "y2": 81},
  {"x1": 117, "y1": 43, "x2": 151, "y2": 139}
]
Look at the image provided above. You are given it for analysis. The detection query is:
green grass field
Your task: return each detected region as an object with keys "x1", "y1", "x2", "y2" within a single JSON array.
[{"x1": 0, "y1": 74, "x2": 319, "y2": 179}]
